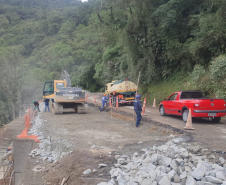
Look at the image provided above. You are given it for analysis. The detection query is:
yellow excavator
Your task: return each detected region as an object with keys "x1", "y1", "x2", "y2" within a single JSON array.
[{"x1": 43, "y1": 70, "x2": 85, "y2": 114}]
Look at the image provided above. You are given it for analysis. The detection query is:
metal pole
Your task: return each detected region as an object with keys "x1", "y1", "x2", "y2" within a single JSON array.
[{"x1": 134, "y1": 71, "x2": 141, "y2": 121}]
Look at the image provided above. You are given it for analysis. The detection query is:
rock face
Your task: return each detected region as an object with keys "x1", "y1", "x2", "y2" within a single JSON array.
[{"x1": 97, "y1": 138, "x2": 226, "y2": 185}]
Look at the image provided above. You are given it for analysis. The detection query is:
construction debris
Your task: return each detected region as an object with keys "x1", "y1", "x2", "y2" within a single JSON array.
[
  {"x1": 97, "y1": 138, "x2": 226, "y2": 185},
  {"x1": 83, "y1": 169, "x2": 91, "y2": 175},
  {"x1": 32, "y1": 165, "x2": 45, "y2": 173},
  {"x1": 28, "y1": 109, "x2": 75, "y2": 163}
]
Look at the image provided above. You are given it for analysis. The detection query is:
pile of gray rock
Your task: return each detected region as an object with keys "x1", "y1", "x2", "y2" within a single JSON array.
[
  {"x1": 98, "y1": 138, "x2": 226, "y2": 185},
  {"x1": 28, "y1": 104, "x2": 74, "y2": 163}
]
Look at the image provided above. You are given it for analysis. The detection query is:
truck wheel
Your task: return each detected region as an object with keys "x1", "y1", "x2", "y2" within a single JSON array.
[
  {"x1": 212, "y1": 117, "x2": 221, "y2": 123},
  {"x1": 160, "y1": 106, "x2": 166, "y2": 116},
  {"x1": 182, "y1": 109, "x2": 189, "y2": 123}
]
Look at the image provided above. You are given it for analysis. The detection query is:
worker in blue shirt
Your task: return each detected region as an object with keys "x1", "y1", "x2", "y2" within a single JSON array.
[
  {"x1": 100, "y1": 94, "x2": 108, "y2": 112},
  {"x1": 134, "y1": 95, "x2": 142, "y2": 127}
]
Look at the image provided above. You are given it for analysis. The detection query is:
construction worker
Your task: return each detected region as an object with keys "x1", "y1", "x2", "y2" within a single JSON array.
[
  {"x1": 134, "y1": 95, "x2": 142, "y2": 127},
  {"x1": 33, "y1": 100, "x2": 40, "y2": 112},
  {"x1": 100, "y1": 94, "x2": 108, "y2": 112},
  {"x1": 48, "y1": 84, "x2": 54, "y2": 95},
  {"x1": 44, "y1": 99, "x2": 50, "y2": 112}
]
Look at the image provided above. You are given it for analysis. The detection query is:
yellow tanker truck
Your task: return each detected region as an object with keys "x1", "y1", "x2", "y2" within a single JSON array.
[{"x1": 105, "y1": 79, "x2": 138, "y2": 106}]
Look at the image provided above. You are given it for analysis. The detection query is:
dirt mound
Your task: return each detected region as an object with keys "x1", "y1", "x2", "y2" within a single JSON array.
[{"x1": 43, "y1": 149, "x2": 116, "y2": 185}]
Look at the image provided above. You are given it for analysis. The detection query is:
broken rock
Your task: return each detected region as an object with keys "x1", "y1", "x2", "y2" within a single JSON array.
[
  {"x1": 186, "y1": 176, "x2": 196, "y2": 185},
  {"x1": 205, "y1": 176, "x2": 223, "y2": 184},
  {"x1": 98, "y1": 164, "x2": 108, "y2": 168},
  {"x1": 191, "y1": 163, "x2": 206, "y2": 180},
  {"x1": 83, "y1": 169, "x2": 91, "y2": 175},
  {"x1": 158, "y1": 176, "x2": 171, "y2": 185},
  {"x1": 216, "y1": 171, "x2": 226, "y2": 181}
]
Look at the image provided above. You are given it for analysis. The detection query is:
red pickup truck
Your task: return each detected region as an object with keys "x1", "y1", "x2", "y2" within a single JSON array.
[{"x1": 159, "y1": 91, "x2": 226, "y2": 123}]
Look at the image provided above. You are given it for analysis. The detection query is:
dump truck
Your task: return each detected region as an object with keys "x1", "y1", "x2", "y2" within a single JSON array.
[
  {"x1": 105, "y1": 79, "x2": 138, "y2": 106},
  {"x1": 42, "y1": 70, "x2": 85, "y2": 114}
]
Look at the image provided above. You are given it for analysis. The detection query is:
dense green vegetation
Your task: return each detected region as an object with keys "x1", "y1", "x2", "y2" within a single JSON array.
[{"x1": 0, "y1": 0, "x2": 226, "y2": 125}]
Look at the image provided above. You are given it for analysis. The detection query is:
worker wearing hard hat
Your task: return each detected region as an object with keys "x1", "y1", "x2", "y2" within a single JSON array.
[
  {"x1": 100, "y1": 94, "x2": 108, "y2": 112},
  {"x1": 134, "y1": 95, "x2": 142, "y2": 127},
  {"x1": 33, "y1": 100, "x2": 40, "y2": 112}
]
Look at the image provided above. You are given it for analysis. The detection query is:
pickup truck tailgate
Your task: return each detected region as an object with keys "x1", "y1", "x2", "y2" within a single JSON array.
[{"x1": 198, "y1": 99, "x2": 225, "y2": 110}]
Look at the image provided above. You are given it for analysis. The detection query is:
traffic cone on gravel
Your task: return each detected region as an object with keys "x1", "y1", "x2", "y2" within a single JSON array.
[
  {"x1": 116, "y1": 96, "x2": 119, "y2": 108},
  {"x1": 142, "y1": 97, "x2": 147, "y2": 116},
  {"x1": 109, "y1": 95, "x2": 112, "y2": 107},
  {"x1": 86, "y1": 94, "x2": 88, "y2": 101},
  {"x1": 152, "y1": 98, "x2": 156, "y2": 108},
  {"x1": 184, "y1": 108, "x2": 195, "y2": 130}
]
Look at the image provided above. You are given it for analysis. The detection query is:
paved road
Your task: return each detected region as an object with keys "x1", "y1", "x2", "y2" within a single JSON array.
[{"x1": 91, "y1": 93, "x2": 226, "y2": 152}]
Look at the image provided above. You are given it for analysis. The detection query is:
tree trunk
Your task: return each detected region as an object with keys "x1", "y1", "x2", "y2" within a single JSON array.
[
  {"x1": 18, "y1": 91, "x2": 21, "y2": 117},
  {"x1": 10, "y1": 98, "x2": 15, "y2": 120}
]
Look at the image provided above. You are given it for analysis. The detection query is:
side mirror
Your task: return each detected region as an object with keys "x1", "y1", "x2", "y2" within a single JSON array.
[{"x1": 164, "y1": 98, "x2": 167, "y2": 101}]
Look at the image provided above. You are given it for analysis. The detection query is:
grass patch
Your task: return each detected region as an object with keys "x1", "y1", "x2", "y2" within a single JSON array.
[{"x1": 140, "y1": 72, "x2": 190, "y2": 106}]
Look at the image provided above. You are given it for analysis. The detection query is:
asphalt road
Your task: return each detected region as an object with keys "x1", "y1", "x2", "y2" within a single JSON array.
[{"x1": 91, "y1": 93, "x2": 226, "y2": 152}]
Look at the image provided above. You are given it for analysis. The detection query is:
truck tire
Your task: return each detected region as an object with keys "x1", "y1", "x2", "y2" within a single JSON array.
[
  {"x1": 182, "y1": 109, "x2": 189, "y2": 123},
  {"x1": 160, "y1": 105, "x2": 166, "y2": 116},
  {"x1": 212, "y1": 117, "x2": 221, "y2": 123}
]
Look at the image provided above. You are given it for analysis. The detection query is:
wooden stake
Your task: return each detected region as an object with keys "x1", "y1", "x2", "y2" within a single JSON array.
[
  {"x1": 111, "y1": 96, "x2": 113, "y2": 117},
  {"x1": 61, "y1": 177, "x2": 66, "y2": 185}
]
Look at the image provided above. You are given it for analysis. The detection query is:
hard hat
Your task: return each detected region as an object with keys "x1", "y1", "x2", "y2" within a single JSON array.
[
  {"x1": 104, "y1": 94, "x2": 106, "y2": 96},
  {"x1": 136, "y1": 95, "x2": 141, "y2": 98},
  {"x1": 32, "y1": 100, "x2": 35, "y2": 103}
]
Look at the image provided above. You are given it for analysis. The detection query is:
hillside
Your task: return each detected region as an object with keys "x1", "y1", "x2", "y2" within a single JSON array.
[{"x1": 0, "y1": 0, "x2": 226, "y2": 124}]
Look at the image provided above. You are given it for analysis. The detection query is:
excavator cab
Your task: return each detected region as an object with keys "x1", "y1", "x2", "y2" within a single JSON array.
[
  {"x1": 43, "y1": 81, "x2": 54, "y2": 99},
  {"x1": 43, "y1": 80, "x2": 67, "y2": 99}
]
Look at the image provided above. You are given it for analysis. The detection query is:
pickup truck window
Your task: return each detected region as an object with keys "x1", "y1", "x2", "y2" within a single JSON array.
[
  {"x1": 180, "y1": 92, "x2": 203, "y2": 99},
  {"x1": 168, "y1": 93, "x2": 178, "y2": 100}
]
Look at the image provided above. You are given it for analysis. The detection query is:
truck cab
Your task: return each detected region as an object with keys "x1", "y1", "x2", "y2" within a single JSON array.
[{"x1": 105, "y1": 82, "x2": 114, "y2": 95}]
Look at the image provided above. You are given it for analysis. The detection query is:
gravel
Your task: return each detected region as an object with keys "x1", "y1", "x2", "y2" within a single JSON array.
[
  {"x1": 28, "y1": 103, "x2": 75, "y2": 163},
  {"x1": 97, "y1": 138, "x2": 226, "y2": 185}
]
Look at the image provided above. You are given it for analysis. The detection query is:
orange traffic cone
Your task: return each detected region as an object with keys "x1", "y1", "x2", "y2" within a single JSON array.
[
  {"x1": 152, "y1": 98, "x2": 156, "y2": 108},
  {"x1": 116, "y1": 96, "x2": 119, "y2": 108},
  {"x1": 184, "y1": 108, "x2": 195, "y2": 130},
  {"x1": 86, "y1": 94, "x2": 88, "y2": 101},
  {"x1": 142, "y1": 97, "x2": 147, "y2": 116},
  {"x1": 94, "y1": 95, "x2": 96, "y2": 104},
  {"x1": 109, "y1": 95, "x2": 112, "y2": 107}
]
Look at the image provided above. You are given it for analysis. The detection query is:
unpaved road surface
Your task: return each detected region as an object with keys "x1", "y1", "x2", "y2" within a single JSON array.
[{"x1": 41, "y1": 104, "x2": 180, "y2": 184}]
